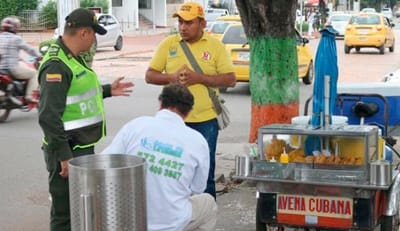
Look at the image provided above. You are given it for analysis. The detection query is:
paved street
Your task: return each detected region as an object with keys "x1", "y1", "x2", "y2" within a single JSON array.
[{"x1": 3, "y1": 21, "x2": 400, "y2": 230}]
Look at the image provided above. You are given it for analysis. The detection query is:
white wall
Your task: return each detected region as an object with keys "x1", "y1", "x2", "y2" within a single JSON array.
[
  {"x1": 113, "y1": 0, "x2": 139, "y2": 32},
  {"x1": 141, "y1": 1, "x2": 167, "y2": 27},
  {"x1": 57, "y1": 0, "x2": 80, "y2": 34}
]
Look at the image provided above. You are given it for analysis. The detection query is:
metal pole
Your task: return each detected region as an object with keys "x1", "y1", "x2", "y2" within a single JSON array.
[
  {"x1": 152, "y1": 0, "x2": 156, "y2": 32},
  {"x1": 300, "y1": 0, "x2": 304, "y2": 35}
]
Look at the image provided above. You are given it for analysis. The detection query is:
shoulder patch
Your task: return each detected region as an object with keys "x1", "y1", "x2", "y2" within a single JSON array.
[
  {"x1": 48, "y1": 46, "x2": 60, "y2": 56},
  {"x1": 46, "y1": 73, "x2": 62, "y2": 82}
]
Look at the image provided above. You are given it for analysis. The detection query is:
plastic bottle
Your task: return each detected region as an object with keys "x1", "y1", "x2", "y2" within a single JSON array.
[
  {"x1": 280, "y1": 148, "x2": 289, "y2": 164},
  {"x1": 384, "y1": 145, "x2": 393, "y2": 162},
  {"x1": 378, "y1": 129, "x2": 385, "y2": 160}
]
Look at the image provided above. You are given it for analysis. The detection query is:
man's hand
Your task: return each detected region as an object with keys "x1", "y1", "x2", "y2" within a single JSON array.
[
  {"x1": 59, "y1": 160, "x2": 70, "y2": 178},
  {"x1": 177, "y1": 65, "x2": 202, "y2": 86},
  {"x1": 111, "y1": 77, "x2": 134, "y2": 96}
]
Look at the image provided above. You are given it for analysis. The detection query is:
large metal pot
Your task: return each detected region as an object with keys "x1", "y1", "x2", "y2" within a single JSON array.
[{"x1": 69, "y1": 154, "x2": 147, "y2": 231}]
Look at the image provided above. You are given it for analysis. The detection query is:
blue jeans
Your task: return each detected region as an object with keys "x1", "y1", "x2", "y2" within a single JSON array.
[{"x1": 186, "y1": 118, "x2": 218, "y2": 199}]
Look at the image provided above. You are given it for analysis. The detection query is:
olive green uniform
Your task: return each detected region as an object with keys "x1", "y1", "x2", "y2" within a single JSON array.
[{"x1": 38, "y1": 38, "x2": 111, "y2": 231}]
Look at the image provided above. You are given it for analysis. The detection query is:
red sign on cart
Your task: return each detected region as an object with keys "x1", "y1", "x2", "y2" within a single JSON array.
[{"x1": 276, "y1": 194, "x2": 353, "y2": 228}]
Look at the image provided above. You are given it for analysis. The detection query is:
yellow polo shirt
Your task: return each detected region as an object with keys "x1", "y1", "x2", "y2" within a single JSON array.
[{"x1": 149, "y1": 32, "x2": 234, "y2": 123}]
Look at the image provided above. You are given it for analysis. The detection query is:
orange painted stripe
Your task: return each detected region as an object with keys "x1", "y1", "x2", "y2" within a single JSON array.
[
  {"x1": 277, "y1": 213, "x2": 353, "y2": 229},
  {"x1": 249, "y1": 102, "x2": 299, "y2": 142}
]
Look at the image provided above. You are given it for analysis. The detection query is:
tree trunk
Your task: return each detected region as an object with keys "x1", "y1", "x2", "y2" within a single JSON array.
[{"x1": 235, "y1": 0, "x2": 300, "y2": 142}]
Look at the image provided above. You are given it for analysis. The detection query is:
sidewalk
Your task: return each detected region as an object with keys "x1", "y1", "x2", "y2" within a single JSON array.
[{"x1": 21, "y1": 28, "x2": 170, "y2": 56}]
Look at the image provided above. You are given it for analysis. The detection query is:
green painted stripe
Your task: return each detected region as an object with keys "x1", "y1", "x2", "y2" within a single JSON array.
[{"x1": 248, "y1": 37, "x2": 299, "y2": 105}]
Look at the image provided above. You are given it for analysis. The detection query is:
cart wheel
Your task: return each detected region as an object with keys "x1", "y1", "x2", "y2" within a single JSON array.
[
  {"x1": 266, "y1": 225, "x2": 284, "y2": 231},
  {"x1": 381, "y1": 215, "x2": 400, "y2": 231},
  {"x1": 255, "y1": 217, "x2": 284, "y2": 231}
]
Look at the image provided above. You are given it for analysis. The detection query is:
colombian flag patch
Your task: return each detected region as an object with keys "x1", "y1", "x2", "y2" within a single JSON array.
[{"x1": 46, "y1": 73, "x2": 62, "y2": 82}]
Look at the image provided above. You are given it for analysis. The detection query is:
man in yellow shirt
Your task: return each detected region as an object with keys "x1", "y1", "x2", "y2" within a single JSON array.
[{"x1": 145, "y1": 2, "x2": 236, "y2": 199}]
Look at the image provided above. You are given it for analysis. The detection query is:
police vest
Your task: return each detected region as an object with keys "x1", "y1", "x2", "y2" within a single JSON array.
[{"x1": 40, "y1": 43, "x2": 105, "y2": 149}]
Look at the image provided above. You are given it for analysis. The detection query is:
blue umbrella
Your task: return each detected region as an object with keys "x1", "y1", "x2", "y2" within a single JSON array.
[{"x1": 306, "y1": 25, "x2": 339, "y2": 155}]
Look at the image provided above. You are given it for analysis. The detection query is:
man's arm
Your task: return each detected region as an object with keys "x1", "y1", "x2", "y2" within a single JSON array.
[
  {"x1": 38, "y1": 61, "x2": 73, "y2": 162},
  {"x1": 145, "y1": 67, "x2": 179, "y2": 85},
  {"x1": 182, "y1": 68, "x2": 236, "y2": 88},
  {"x1": 146, "y1": 66, "x2": 236, "y2": 88}
]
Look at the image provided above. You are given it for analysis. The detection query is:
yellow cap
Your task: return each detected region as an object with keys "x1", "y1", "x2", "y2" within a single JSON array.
[{"x1": 172, "y1": 2, "x2": 205, "y2": 21}]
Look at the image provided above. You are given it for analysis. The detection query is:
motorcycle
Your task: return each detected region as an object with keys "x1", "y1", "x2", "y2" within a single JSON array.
[
  {"x1": 0, "y1": 41, "x2": 50, "y2": 122},
  {"x1": 0, "y1": 57, "x2": 40, "y2": 122}
]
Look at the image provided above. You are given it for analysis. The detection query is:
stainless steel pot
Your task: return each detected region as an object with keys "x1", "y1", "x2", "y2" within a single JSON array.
[
  {"x1": 69, "y1": 154, "x2": 147, "y2": 231},
  {"x1": 369, "y1": 160, "x2": 392, "y2": 186},
  {"x1": 235, "y1": 155, "x2": 252, "y2": 177}
]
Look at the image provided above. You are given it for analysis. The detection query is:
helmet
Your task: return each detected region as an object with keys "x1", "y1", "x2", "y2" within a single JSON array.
[{"x1": 1, "y1": 16, "x2": 21, "y2": 33}]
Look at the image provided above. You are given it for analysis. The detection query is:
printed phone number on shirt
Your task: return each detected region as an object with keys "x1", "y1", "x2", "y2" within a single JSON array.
[{"x1": 138, "y1": 151, "x2": 184, "y2": 180}]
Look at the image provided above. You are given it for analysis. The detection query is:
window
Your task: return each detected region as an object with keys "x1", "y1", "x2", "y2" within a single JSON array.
[
  {"x1": 351, "y1": 15, "x2": 380, "y2": 25},
  {"x1": 107, "y1": 15, "x2": 117, "y2": 25},
  {"x1": 222, "y1": 26, "x2": 247, "y2": 45},
  {"x1": 112, "y1": 0, "x2": 122, "y2": 7},
  {"x1": 139, "y1": 0, "x2": 152, "y2": 9},
  {"x1": 211, "y1": 22, "x2": 229, "y2": 33},
  {"x1": 98, "y1": 15, "x2": 107, "y2": 25}
]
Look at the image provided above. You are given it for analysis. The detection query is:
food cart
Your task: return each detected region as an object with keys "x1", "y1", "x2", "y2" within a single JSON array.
[{"x1": 235, "y1": 123, "x2": 400, "y2": 231}]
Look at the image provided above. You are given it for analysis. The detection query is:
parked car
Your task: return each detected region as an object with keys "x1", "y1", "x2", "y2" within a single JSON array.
[
  {"x1": 381, "y1": 8, "x2": 393, "y2": 21},
  {"x1": 206, "y1": 15, "x2": 241, "y2": 40},
  {"x1": 215, "y1": 15, "x2": 241, "y2": 22},
  {"x1": 219, "y1": 23, "x2": 314, "y2": 91},
  {"x1": 54, "y1": 13, "x2": 123, "y2": 51},
  {"x1": 328, "y1": 13, "x2": 352, "y2": 39},
  {"x1": 344, "y1": 13, "x2": 395, "y2": 54},
  {"x1": 207, "y1": 21, "x2": 235, "y2": 40},
  {"x1": 205, "y1": 8, "x2": 229, "y2": 22}
]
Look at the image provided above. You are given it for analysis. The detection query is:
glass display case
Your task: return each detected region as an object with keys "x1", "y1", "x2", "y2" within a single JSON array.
[{"x1": 239, "y1": 124, "x2": 386, "y2": 189}]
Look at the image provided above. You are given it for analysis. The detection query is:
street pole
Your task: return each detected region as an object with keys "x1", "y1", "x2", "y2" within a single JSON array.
[
  {"x1": 152, "y1": 0, "x2": 156, "y2": 31},
  {"x1": 300, "y1": 0, "x2": 304, "y2": 35}
]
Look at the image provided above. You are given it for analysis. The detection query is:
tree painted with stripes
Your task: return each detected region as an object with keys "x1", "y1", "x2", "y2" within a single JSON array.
[{"x1": 235, "y1": 0, "x2": 300, "y2": 142}]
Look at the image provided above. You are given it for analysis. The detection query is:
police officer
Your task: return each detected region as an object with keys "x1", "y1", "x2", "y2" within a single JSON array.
[{"x1": 37, "y1": 8, "x2": 133, "y2": 231}]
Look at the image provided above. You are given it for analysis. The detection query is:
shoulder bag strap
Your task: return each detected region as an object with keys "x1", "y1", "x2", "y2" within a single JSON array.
[{"x1": 179, "y1": 40, "x2": 203, "y2": 74}]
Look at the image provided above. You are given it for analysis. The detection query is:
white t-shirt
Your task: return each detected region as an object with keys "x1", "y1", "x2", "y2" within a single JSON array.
[{"x1": 101, "y1": 109, "x2": 210, "y2": 231}]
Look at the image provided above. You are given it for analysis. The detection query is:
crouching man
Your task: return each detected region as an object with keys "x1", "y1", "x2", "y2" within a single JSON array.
[{"x1": 101, "y1": 83, "x2": 217, "y2": 231}]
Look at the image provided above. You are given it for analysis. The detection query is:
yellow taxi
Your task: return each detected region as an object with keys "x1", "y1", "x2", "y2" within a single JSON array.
[
  {"x1": 344, "y1": 13, "x2": 395, "y2": 54},
  {"x1": 206, "y1": 15, "x2": 241, "y2": 40},
  {"x1": 215, "y1": 15, "x2": 241, "y2": 22},
  {"x1": 220, "y1": 23, "x2": 314, "y2": 91},
  {"x1": 207, "y1": 21, "x2": 234, "y2": 40}
]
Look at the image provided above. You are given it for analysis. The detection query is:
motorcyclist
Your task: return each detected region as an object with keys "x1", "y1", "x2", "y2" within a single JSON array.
[{"x1": 0, "y1": 16, "x2": 42, "y2": 104}]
